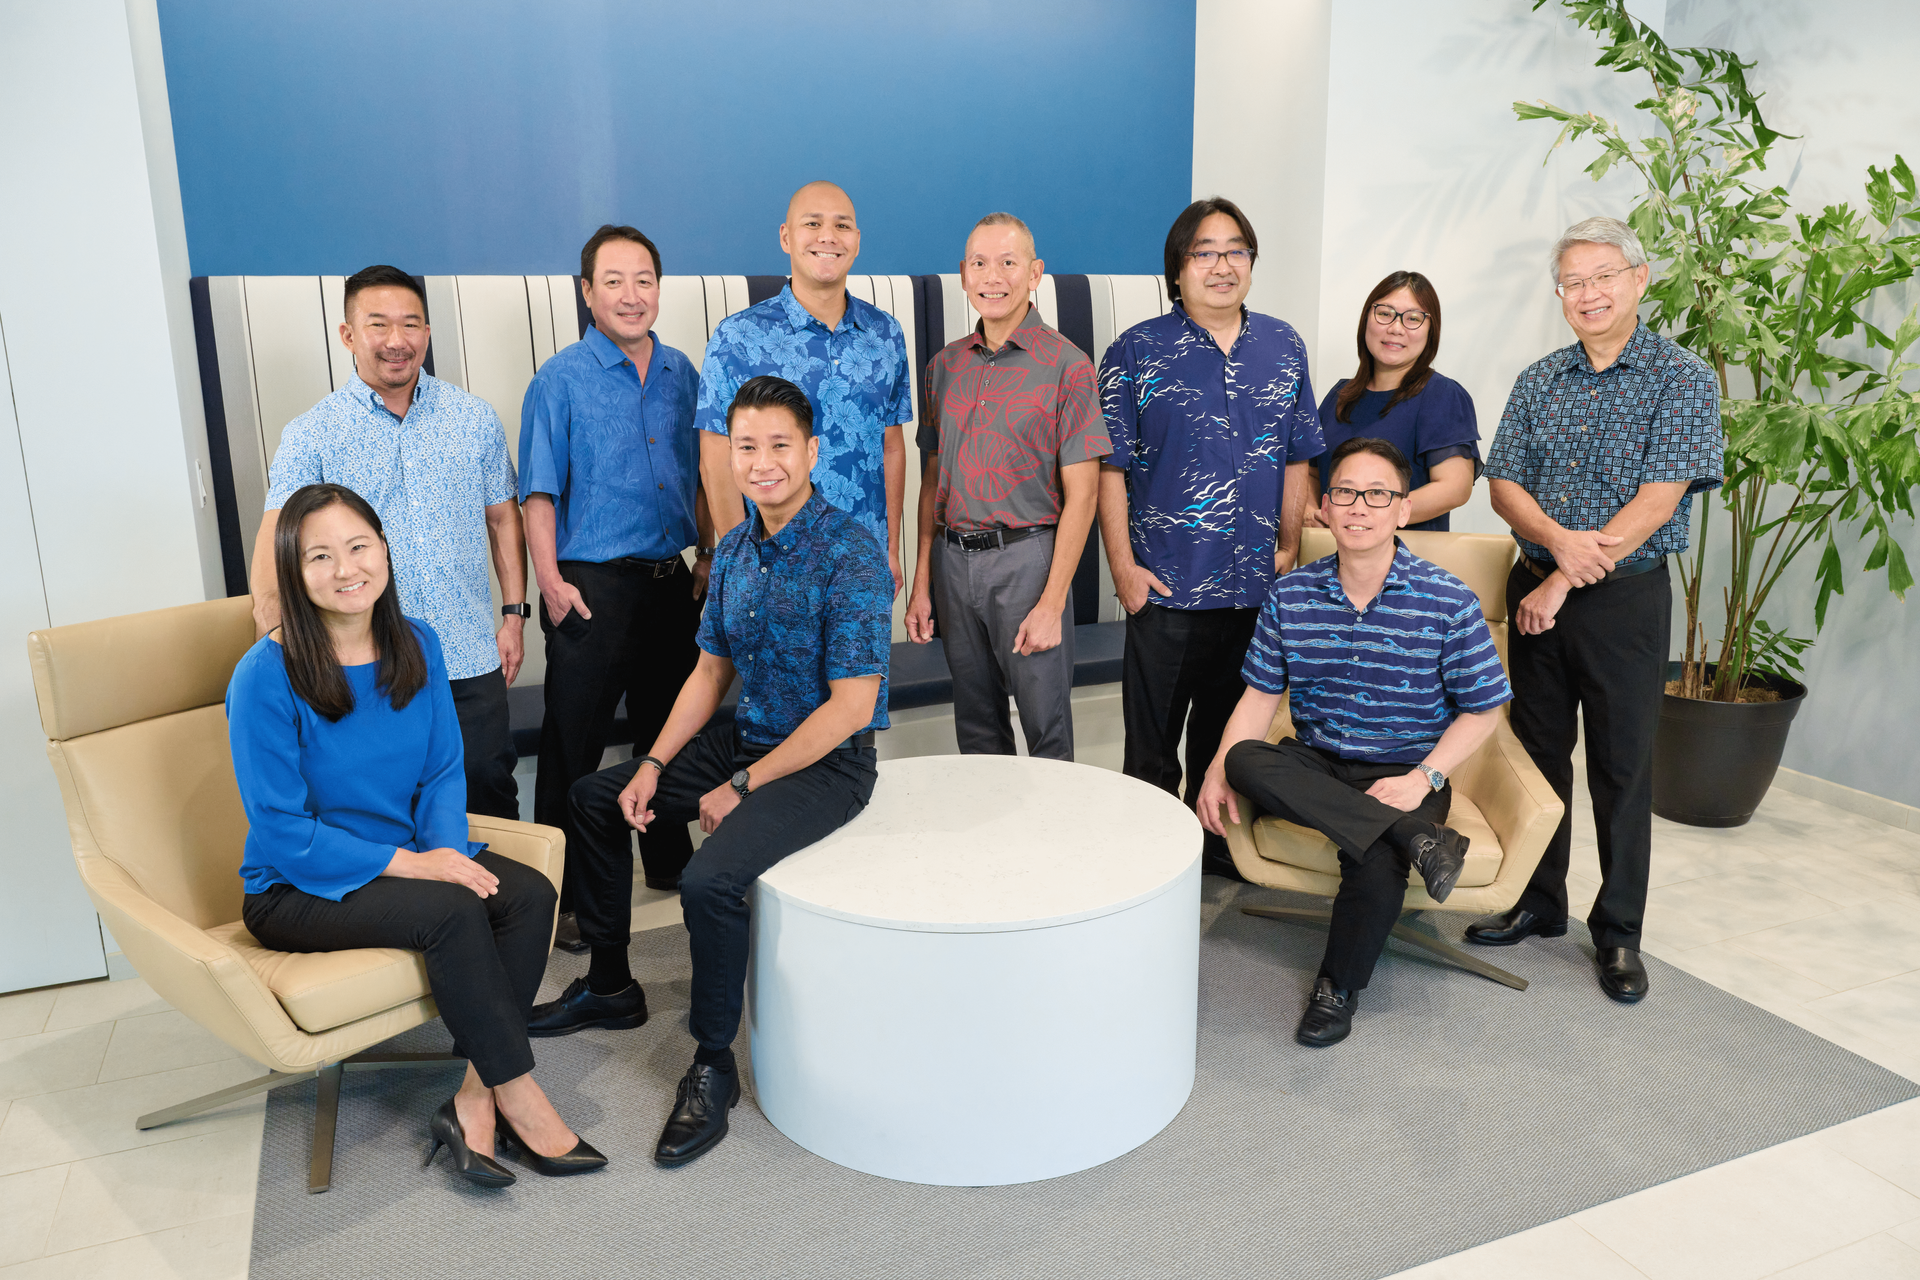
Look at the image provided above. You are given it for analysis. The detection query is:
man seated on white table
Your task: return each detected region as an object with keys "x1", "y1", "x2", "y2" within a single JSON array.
[
  {"x1": 1195, "y1": 438, "x2": 1513, "y2": 1047},
  {"x1": 526, "y1": 375, "x2": 893, "y2": 1165}
]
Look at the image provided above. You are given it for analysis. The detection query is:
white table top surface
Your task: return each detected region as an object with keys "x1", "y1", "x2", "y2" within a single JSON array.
[{"x1": 755, "y1": 755, "x2": 1201, "y2": 933}]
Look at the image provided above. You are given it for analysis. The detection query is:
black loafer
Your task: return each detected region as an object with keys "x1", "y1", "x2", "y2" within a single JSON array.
[
  {"x1": 527, "y1": 976, "x2": 648, "y2": 1038},
  {"x1": 551, "y1": 911, "x2": 589, "y2": 955},
  {"x1": 1597, "y1": 947, "x2": 1649, "y2": 1003},
  {"x1": 1295, "y1": 976, "x2": 1357, "y2": 1047},
  {"x1": 655, "y1": 1062, "x2": 741, "y2": 1166},
  {"x1": 1464, "y1": 906, "x2": 1569, "y2": 947},
  {"x1": 1408, "y1": 825, "x2": 1470, "y2": 903}
]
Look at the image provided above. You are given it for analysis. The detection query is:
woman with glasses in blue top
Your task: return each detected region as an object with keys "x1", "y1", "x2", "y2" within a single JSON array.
[
  {"x1": 1308, "y1": 271, "x2": 1480, "y2": 532},
  {"x1": 226, "y1": 482, "x2": 604, "y2": 1188}
]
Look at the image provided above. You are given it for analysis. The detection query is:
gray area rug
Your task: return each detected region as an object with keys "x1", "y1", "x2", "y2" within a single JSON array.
[{"x1": 249, "y1": 880, "x2": 1920, "y2": 1279}]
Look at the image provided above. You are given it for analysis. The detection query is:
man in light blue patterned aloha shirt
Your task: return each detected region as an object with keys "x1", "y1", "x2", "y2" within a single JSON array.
[
  {"x1": 250, "y1": 265, "x2": 528, "y2": 821},
  {"x1": 694, "y1": 181, "x2": 913, "y2": 595}
]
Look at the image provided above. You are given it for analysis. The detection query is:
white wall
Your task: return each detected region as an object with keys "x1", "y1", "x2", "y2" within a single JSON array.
[{"x1": 0, "y1": 0, "x2": 221, "y2": 990}]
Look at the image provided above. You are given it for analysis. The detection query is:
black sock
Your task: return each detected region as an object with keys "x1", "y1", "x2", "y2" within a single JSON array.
[
  {"x1": 586, "y1": 946, "x2": 632, "y2": 996},
  {"x1": 1387, "y1": 815, "x2": 1434, "y2": 855},
  {"x1": 694, "y1": 1045, "x2": 735, "y2": 1073}
]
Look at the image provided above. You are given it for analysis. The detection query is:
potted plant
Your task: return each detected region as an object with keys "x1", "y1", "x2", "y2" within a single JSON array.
[{"x1": 1515, "y1": 0, "x2": 1920, "y2": 826}]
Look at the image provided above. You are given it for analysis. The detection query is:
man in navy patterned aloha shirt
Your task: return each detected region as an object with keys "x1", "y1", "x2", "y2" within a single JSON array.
[
  {"x1": 1470, "y1": 216, "x2": 1722, "y2": 1005},
  {"x1": 537, "y1": 376, "x2": 890, "y2": 1167},
  {"x1": 694, "y1": 181, "x2": 913, "y2": 595},
  {"x1": 253, "y1": 265, "x2": 527, "y2": 821}
]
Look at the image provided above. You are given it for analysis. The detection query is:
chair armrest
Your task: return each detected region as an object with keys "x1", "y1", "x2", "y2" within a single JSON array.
[
  {"x1": 468, "y1": 814, "x2": 565, "y2": 895},
  {"x1": 1449, "y1": 716, "x2": 1563, "y2": 901}
]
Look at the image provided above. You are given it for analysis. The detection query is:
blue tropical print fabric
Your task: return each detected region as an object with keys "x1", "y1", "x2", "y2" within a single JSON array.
[
  {"x1": 1099, "y1": 306, "x2": 1325, "y2": 610},
  {"x1": 1241, "y1": 541, "x2": 1513, "y2": 763},
  {"x1": 266, "y1": 371, "x2": 516, "y2": 680},
  {"x1": 696, "y1": 489, "x2": 892, "y2": 745},
  {"x1": 1484, "y1": 323, "x2": 1722, "y2": 566},
  {"x1": 694, "y1": 285, "x2": 913, "y2": 550}
]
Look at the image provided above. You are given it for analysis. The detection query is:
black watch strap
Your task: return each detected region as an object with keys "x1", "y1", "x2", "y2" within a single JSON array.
[
  {"x1": 501, "y1": 603, "x2": 531, "y2": 618},
  {"x1": 730, "y1": 769, "x2": 752, "y2": 798}
]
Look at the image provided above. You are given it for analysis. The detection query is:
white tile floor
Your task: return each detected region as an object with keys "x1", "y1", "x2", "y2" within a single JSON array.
[{"x1": 7, "y1": 697, "x2": 1920, "y2": 1278}]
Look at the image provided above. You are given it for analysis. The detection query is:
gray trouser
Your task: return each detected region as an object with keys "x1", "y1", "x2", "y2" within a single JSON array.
[{"x1": 932, "y1": 529, "x2": 1075, "y2": 760}]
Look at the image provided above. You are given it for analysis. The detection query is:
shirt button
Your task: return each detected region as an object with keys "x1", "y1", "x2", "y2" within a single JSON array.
[
  {"x1": 649, "y1": 437, "x2": 655, "y2": 444},
  {"x1": 658, "y1": 483, "x2": 664, "y2": 489},
  {"x1": 749, "y1": 611, "x2": 755, "y2": 617},
  {"x1": 761, "y1": 567, "x2": 768, "y2": 574}
]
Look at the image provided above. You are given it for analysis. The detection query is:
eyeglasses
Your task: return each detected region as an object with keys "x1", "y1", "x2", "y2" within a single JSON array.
[
  {"x1": 1187, "y1": 249, "x2": 1252, "y2": 268},
  {"x1": 1326, "y1": 486, "x2": 1407, "y2": 508},
  {"x1": 1554, "y1": 266, "x2": 1634, "y2": 297},
  {"x1": 1369, "y1": 304, "x2": 1429, "y2": 330}
]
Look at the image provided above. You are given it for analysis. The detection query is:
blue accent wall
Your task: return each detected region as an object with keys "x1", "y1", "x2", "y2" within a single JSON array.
[{"x1": 157, "y1": 1, "x2": 1195, "y2": 278}]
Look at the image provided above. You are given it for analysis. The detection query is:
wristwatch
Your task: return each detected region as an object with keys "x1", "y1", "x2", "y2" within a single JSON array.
[
  {"x1": 1416, "y1": 764, "x2": 1446, "y2": 791},
  {"x1": 696, "y1": 545, "x2": 715, "y2": 560},
  {"x1": 501, "y1": 603, "x2": 531, "y2": 619},
  {"x1": 729, "y1": 769, "x2": 752, "y2": 799}
]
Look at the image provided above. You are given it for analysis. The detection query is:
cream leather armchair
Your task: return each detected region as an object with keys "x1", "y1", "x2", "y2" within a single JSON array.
[
  {"x1": 1221, "y1": 530, "x2": 1564, "y2": 990},
  {"x1": 28, "y1": 595, "x2": 565, "y2": 1192}
]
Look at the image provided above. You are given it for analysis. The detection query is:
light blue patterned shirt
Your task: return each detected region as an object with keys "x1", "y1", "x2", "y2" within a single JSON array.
[
  {"x1": 265, "y1": 371, "x2": 517, "y2": 680},
  {"x1": 694, "y1": 285, "x2": 912, "y2": 549}
]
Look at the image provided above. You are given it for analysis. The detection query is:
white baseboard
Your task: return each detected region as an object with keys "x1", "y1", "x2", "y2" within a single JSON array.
[{"x1": 1771, "y1": 767, "x2": 1920, "y2": 834}]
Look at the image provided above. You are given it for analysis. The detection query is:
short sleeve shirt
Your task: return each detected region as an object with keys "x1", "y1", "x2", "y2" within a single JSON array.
[
  {"x1": 696, "y1": 489, "x2": 893, "y2": 746},
  {"x1": 1314, "y1": 371, "x2": 1481, "y2": 533},
  {"x1": 1099, "y1": 306, "x2": 1324, "y2": 610},
  {"x1": 265, "y1": 372, "x2": 517, "y2": 680},
  {"x1": 694, "y1": 286, "x2": 913, "y2": 549},
  {"x1": 1240, "y1": 542, "x2": 1513, "y2": 763},
  {"x1": 517, "y1": 326, "x2": 700, "y2": 563},
  {"x1": 917, "y1": 308, "x2": 1109, "y2": 530},
  {"x1": 1483, "y1": 324, "x2": 1722, "y2": 565}
]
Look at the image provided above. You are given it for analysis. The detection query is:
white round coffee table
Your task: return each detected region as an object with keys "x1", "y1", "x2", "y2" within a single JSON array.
[{"x1": 747, "y1": 754, "x2": 1201, "y2": 1186}]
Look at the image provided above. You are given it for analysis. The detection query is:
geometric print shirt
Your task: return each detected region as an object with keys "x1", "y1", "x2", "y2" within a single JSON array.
[
  {"x1": 264, "y1": 370, "x2": 517, "y2": 681},
  {"x1": 1240, "y1": 541, "x2": 1513, "y2": 764},
  {"x1": 917, "y1": 306, "x2": 1109, "y2": 531},
  {"x1": 694, "y1": 285, "x2": 913, "y2": 550},
  {"x1": 1098, "y1": 305, "x2": 1325, "y2": 611},
  {"x1": 1484, "y1": 323, "x2": 1722, "y2": 566},
  {"x1": 696, "y1": 488, "x2": 893, "y2": 746}
]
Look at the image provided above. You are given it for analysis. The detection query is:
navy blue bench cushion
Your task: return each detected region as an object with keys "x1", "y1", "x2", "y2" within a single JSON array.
[{"x1": 507, "y1": 620, "x2": 1128, "y2": 758}]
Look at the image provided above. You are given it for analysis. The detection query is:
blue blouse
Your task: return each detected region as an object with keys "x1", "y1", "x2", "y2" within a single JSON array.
[
  {"x1": 227, "y1": 621, "x2": 483, "y2": 901},
  {"x1": 1313, "y1": 371, "x2": 1480, "y2": 532}
]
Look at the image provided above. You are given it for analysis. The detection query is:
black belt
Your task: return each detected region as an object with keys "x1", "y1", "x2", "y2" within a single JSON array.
[
  {"x1": 745, "y1": 730, "x2": 874, "y2": 753},
  {"x1": 1523, "y1": 554, "x2": 1665, "y2": 586},
  {"x1": 941, "y1": 524, "x2": 1051, "y2": 552},
  {"x1": 846, "y1": 731, "x2": 875, "y2": 750},
  {"x1": 607, "y1": 555, "x2": 684, "y2": 579}
]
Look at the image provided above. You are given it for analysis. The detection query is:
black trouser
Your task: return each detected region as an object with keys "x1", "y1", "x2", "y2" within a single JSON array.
[
  {"x1": 1122, "y1": 603, "x2": 1259, "y2": 867},
  {"x1": 242, "y1": 852, "x2": 556, "y2": 1087},
  {"x1": 536, "y1": 557, "x2": 702, "y2": 907},
  {"x1": 568, "y1": 722, "x2": 877, "y2": 1053},
  {"x1": 1225, "y1": 737, "x2": 1452, "y2": 992},
  {"x1": 1507, "y1": 559, "x2": 1669, "y2": 950},
  {"x1": 449, "y1": 669, "x2": 519, "y2": 821}
]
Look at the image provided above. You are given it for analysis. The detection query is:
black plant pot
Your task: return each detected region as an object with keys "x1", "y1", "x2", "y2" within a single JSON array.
[{"x1": 1651, "y1": 662, "x2": 1807, "y2": 828}]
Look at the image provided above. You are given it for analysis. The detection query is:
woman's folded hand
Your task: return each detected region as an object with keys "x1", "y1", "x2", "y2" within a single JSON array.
[{"x1": 384, "y1": 847, "x2": 499, "y2": 898}]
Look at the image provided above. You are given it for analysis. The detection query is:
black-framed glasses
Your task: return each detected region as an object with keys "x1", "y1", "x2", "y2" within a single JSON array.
[
  {"x1": 1187, "y1": 249, "x2": 1252, "y2": 267},
  {"x1": 1326, "y1": 485, "x2": 1407, "y2": 508},
  {"x1": 1554, "y1": 266, "x2": 1633, "y2": 297},
  {"x1": 1369, "y1": 304, "x2": 1429, "y2": 330}
]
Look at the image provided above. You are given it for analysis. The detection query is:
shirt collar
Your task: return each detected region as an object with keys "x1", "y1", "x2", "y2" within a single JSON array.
[
  {"x1": 1315, "y1": 539, "x2": 1415, "y2": 603},
  {"x1": 346, "y1": 368, "x2": 429, "y2": 417},
  {"x1": 778, "y1": 283, "x2": 868, "y2": 334},
  {"x1": 584, "y1": 324, "x2": 664, "y2": 377},
  {"x1": 1171, "y1": 302, "x2": 1248, "y2": 348},
  {"x1": 751, "y1": 487, "x2": 828, "y2": 552},
  {"x1": 967, "y1": 303, "x2": 1048, "y2": 354},
  {"x1": 1563, "y1": 321, "x2": 1653, "y2": 374}
]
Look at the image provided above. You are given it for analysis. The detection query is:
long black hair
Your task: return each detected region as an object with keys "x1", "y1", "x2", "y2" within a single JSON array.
[
  {"x1": 1334, "y1": 270, "x2": 1443, "y2": 423},
  {"x1": 272, "y1": 483, "x2": 426, "y2": 721}
]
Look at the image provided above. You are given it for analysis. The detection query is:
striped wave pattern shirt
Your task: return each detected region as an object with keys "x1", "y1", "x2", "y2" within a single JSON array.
[{"x1": 1241, "y1": 542, "x2": 1513, "y2": 763}]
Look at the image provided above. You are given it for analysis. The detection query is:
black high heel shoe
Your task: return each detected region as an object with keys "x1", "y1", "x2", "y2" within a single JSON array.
[
  {"x1": 495, "y1": 1110, "x2": 608, "y2": 1176},
  {"x1": 424, "y1": 1098, "x2": 515, "y2": 1188}
]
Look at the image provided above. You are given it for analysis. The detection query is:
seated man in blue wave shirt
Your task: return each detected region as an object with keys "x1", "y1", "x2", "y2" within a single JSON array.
[{"x1": 1196, "y1": 437, "x2": 1513, "y2": 1047}]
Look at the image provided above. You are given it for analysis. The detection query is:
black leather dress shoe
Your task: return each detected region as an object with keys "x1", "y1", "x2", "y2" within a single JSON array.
[
  {"x1": 1597, "y1": 947, "x2": 1649, "y2": 1003},
  {"x1": 1407, "y1": 825, "x2": 1470, "y2": 903},
  {"x1": 552, "y1": 911, "x2": 589, "y2": 955},
  {"x1": 527, "y1": 977, "x2": 648, "y2": 1038},
  {"x1": 1295, "y1": 976, "x2": 1357, "y2": 1047},
  {"x1": 1464, "y1": 906, "x2": 1569, "y2": 947},
  {"x1": 655, "y1": 1063, "x2": 741, "y2": 1166}
]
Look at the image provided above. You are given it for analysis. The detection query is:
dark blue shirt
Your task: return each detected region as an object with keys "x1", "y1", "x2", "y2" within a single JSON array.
[
  {"x1": 696, "y1": 489, "x2": 892, "y2": 746},
  {"x1": 1314, "y1": 371, "x2": 1480, "y2": 533},
  {"x1": 1484, "y1": 324, "x2": 1722, "y2": 566},
  {"x1": 1099, "y1": 306, "x2": 1324, "y2": 610},
  {"x1": 227, "y1": 621, "x2": 483, "y2": 901},
  {"x1": 517, "y1": 327, "x2": 700, "y2": 563},
  {"x1": 1241, "y1": 542, "x2": 1512, "y2": 763}
]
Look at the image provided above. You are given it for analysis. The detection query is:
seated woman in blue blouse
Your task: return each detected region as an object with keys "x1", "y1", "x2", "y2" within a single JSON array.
[
  {"x1": 1309, "y1": 270, "x2": 1480, "y2": 531},
  {"x1": 228, "y1": 482, "x2": 603, "y2": 1187}
]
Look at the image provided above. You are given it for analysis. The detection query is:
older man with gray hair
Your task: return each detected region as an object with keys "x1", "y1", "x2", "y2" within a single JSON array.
[{"x1": 1468, "y1": 216, "x2": 1722, "y2": 1003}]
